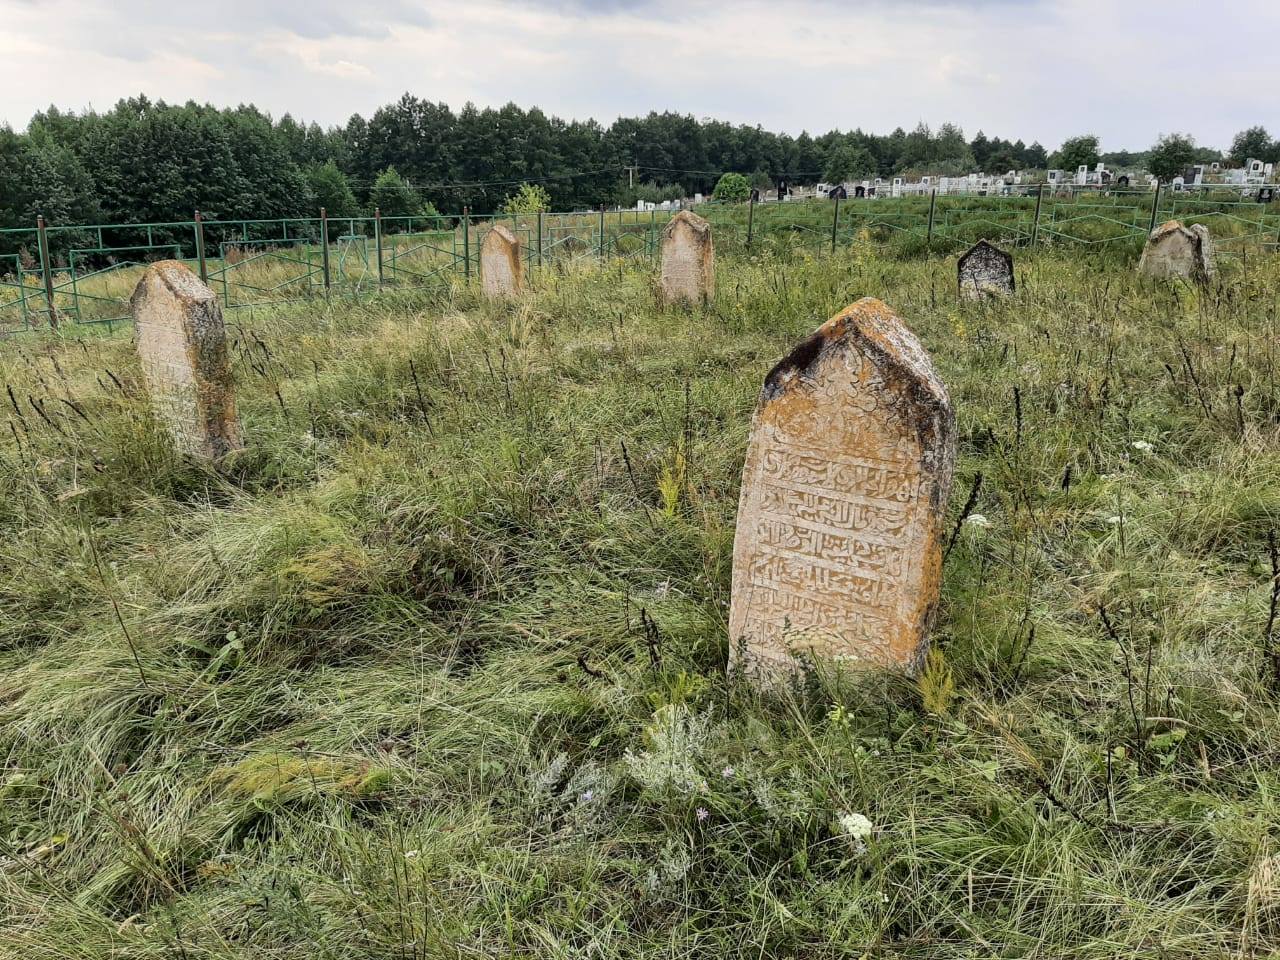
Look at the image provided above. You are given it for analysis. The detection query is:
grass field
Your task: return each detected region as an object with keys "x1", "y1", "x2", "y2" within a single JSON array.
[
  {"x1": 5, "y1": 192, "x2": 1279, "y2": 330},
  {"x1": 4, "y1": 242, "x2": 1280, "y2": 958}
]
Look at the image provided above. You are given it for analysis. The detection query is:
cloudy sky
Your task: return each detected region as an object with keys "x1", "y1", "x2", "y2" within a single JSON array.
[{"x1": 1, "y1": 0, "x2": 1275, "y2": 151}]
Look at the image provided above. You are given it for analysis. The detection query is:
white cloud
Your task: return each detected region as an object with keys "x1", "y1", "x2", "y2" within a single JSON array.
[{"x1": 0, "y1": 0, "x2": 1275, "y2": 150}]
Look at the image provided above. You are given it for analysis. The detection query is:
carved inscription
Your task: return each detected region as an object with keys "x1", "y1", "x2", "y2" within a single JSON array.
[
  {"x1": 659, "y1": 210, "x2": 714, "y2": 306},
  {"x1": 729, "y1": 298, "x2": 956, "y2": 677}
]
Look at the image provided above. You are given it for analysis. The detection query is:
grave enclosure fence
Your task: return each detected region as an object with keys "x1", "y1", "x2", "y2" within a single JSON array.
[{"x1": 2, "y1": 185, "x2": 1278, "y2": 332}]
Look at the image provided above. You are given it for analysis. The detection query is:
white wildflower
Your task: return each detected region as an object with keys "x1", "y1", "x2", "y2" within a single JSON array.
[
  {"x1": 837, "y1": 812, "x2": 874, "y2": 840},
  {"x1": 1106, "y1": 515, "x2": 1122, "y2": 525},
  {"x1": 1131, "y1": 440, "x2": 1154, "y2": 453},
  {"x1": 965, "y1": 513, "x2": 991, "y2": 528}
]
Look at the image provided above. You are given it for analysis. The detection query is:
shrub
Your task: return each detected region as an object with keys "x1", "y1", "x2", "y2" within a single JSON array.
[{"x1": 712, "y1": 172, "x2": 751, "y2": 203}]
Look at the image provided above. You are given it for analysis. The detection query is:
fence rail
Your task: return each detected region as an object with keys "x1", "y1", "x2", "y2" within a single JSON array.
[{"x1": 3, "y1": 185, "x2": 1278, "y2": 332}]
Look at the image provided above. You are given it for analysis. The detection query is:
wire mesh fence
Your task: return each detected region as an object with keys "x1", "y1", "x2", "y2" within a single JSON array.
[{"x1": 3, "y1": 184, "x2": 1278, "y2": 333}]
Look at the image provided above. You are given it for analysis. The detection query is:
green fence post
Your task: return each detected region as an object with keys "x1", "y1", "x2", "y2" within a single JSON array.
[
  {"x1": 36, "y1": 215, "x2": 57, "y2": 329},
  {"x1": 536, "y1": 210, "x2": 543, "y2": 267},
  {"x1": 598, "y1": 205, "x2": 606, "y2": 263},
  {"x1": 830, "y1": 192, "x2": 841, "y2": 253},
  {"x1": 1030, "y1": 184, "x2": 1044, "y2": 246},
  {"x1": 462, "y1": 207, "x2": 471, "y2": 283},
  {"x1": 194, "y1": 210, "x2": 208, "y2": 284},
  {"x1": 319, "y1": 208, "x2": 331, "y2": 293},
  {"x1": 926, "y1": 189, "x2": 937, "y2": 244},
  {"x1": 1148, "y1": 181, "x2": 1162, "y2": 235},
  {"x1": 374, "y1": 207, "x2": 384, "y2": 289},
  {"x1": 746, "y1": 193, "x2": 755, "y2": 249}
]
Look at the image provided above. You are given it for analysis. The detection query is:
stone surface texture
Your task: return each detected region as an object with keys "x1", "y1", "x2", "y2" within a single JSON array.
[
  {"x1": 957, "y1": 240, "x2": 1015, "y2": 300},
  {"x1": 1138, "y1": 219, "x2": 1215, "y2": 283},
  {"x1": 658, "y1": 211, "x2": 714, "y2": 306},
  {"x1": 481, "y1": 224, "x2": 523, "y2": 298},
  {"x1": 728, "y1": 297, "x2": 956, "y2": 678},
  {"x1": 130, "y1": 260, "x2": 241, "y2": 458}
]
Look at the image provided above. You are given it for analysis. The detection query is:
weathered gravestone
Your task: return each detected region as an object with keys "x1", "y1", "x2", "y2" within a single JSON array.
[
  {"x1": 480, "y1": 224, "x2": 523, "y2": 299},
  {"x1": 957, "y1": 240, "x2": 1015, "y2": 300},
  {"x1": 130, "y1": 260, "x2": 241, "y2": 458},
  {"x1": 728, "y1": 297, "x2": 956, "y2": 679},
  {"x1": 658, "y1": 210, "x2": 714, "y2": 307},
  {"x1": 1138, "y1": 220, "x2": 1215, "y2": 284}
]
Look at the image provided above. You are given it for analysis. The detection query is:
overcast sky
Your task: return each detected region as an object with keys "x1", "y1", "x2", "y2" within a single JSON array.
[{"x1": 1, "y1": 0, "x2": 1275, "y2": 151}]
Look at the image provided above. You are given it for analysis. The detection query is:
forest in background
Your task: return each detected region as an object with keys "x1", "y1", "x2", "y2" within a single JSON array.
[{"x1": 1, "y1": 94, "x2": 1277, "y2": 231}]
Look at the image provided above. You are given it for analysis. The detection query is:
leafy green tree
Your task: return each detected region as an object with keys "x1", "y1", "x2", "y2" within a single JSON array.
[
  {"x1": 1146, "y1": 133, "x2": 1198, "y2": 183},
  {"x1": 970, "y1": 131, "x2": 991, "y2": 168},
  {"x1": 369, "y1": 166, "x2": 422, "y2": 218},
  {"x1": 305, "y1": 161, "x2": 358, "y2": 218},
  {"x1": 711, "y1": 172, "x2": 750, "y2": 203},
  {"x1": 1051, "y1": 135, "x2": 1101, "y2": 172},
  {"x1": 502, "y1": 182, "x2": 551, "y2": 214},
  {"x1": 822, "y1": 144, "x2": 876, "y2": 183},
  {"x1": 1023, "y1": 142, "x2": 1049, "y2": 169},
  {"x1": 1228, "y1": 126, "x2": 1276, "y2": 166}
]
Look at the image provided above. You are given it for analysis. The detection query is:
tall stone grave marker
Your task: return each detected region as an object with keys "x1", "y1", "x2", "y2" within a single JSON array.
[
  {"x1": 729, "y1": 298, "x2": 956, "y2": 679},
  {"x1": 1138, "y1": 220, "x2": 1215, "y2": 284},
  {"x1": 130, "y1": 260, "x2": 241, "y2": 458},
  {"x1": 658, "y1": 211, "x2": 714, "y2": 307},
  {"x1": 480, "y1": 224, "x2": 523, "y2": 299},
  {"x1": 957, "y1": 240, "x2": 1014, "y2": 300}
]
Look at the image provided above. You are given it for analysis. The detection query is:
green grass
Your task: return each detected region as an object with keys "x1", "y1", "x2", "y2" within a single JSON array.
[{"x1": 4, "y1": 241, "x2": 1280, "y2": 958}]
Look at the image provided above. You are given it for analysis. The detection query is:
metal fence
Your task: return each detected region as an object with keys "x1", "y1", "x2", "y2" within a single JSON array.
[{"x1": 3, "y1": 184, "x2": 1278, "y2": 332}]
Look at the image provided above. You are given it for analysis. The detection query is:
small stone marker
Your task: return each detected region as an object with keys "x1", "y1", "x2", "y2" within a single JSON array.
[
  {"x1": 1138, "y1": 219, "x2": 1214, "y2": 283},
  {"x1": 658, "y1": 210, "x2": 714, "y2": 307},
  {"x1": 729, "y1": 297, "x2": 956, "y2": 679},
  {"x1": 130, "y1": 260, "x2": 241, "y2": 458},
  {"x1": 480, "y1": 224, "x2": 523, "y2": 299},
  {"x1": 957, "y1": 240, "x2": 1015, "y2": 300}
]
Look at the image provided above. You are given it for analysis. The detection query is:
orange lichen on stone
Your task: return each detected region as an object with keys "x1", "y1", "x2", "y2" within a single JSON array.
[
  {"x1": 130, "y1": 260, "x2": 241, "y2": 458},
  {"x1": 658, "y1": 210, "x2": 714, "y2": 307},
  {"x1": 728, "y1": 297, "x2": 956, "y2": 680}
]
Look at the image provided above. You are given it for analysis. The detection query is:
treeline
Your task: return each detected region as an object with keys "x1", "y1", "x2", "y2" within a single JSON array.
[{"x1": 2, "y1": 93, "x2": 1278, "y2": 241}]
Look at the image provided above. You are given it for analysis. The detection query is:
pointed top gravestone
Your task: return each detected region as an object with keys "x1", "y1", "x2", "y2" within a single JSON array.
[
  {"x1": 729, "y1": 297, "x2": 956, "y2": 680},
  {"x1": 957, "y1": 240, "x2": 1014, "y2": 300},
  {"x1": 658, "y1": 211, "x2": 714, "y2": 307},
  {"x1": 130, "y1": 260, "x2": 241, "y2": 459},
  {"x1": 480, "y1": 224, "x2": 523, "y2": 299},
  {"x1": 1138, "y1": 220, "x2": 1214, "y2": 284}
]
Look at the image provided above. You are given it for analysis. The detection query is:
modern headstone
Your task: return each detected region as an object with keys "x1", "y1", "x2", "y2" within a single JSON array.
[
  {"x1": 658, "y1": 210, "x2": 714, "y2": 307},
  {"x1": 957, "y1": 240, "x2": 1015, "y2": 301},
  {"x1": 130, "y1": 260, "x2": 241, "y2": 458},
  {"x1": 480, "y1": 224, "x2": 523, "y2": 299},
  {"x1": 1138, "y1": 220, "x2": 1215, "y2": 284},
  {"x1": 728, "y1": 297, "x2": 957, "y2": 679}
]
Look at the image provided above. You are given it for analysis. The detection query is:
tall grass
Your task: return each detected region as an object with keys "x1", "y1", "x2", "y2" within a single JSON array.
[{"x1": 3, "y1": 242, "x2": 1280, "y2": 957}]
